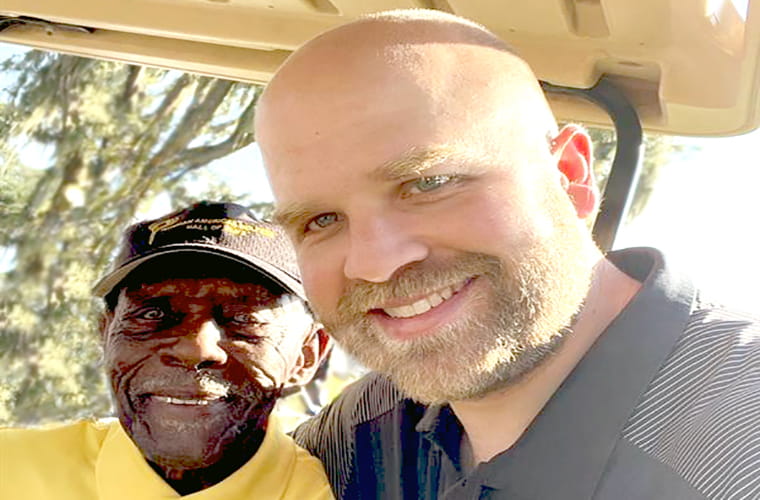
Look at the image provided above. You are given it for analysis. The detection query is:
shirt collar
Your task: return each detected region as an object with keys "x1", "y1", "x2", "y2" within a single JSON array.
[
  {"x1": 416, "y1": 404, "x2": 465, "y2": 471},
  {"x1": 418, "y1": 248, "x2": 696, "y2": 499},
  {"x1": 96, "y1": 414, "x2": 299, "y2": 499}
]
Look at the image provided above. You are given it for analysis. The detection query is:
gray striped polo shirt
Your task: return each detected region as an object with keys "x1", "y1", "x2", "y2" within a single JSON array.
[{"x1": 294, "y1": 248, "x2": 760, "y2": 499}]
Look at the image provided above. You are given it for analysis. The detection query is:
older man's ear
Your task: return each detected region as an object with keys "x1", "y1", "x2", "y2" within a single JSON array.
[
  {"x1": 287, "y1": 327, "x2": 333, "y2": 387},
  {"x1": 98, "y1": 312, "x2": 113, "y2": 342}
]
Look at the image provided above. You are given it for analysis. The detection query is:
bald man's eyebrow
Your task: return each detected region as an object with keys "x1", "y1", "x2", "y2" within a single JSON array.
[
  {"x1": 371, "y1": 146, "x2": 492, "y2": 182},
  {"x1": 273, "y1": 203, "x2": 316, "y2": 236},
  {"x1": 372, "y1": 147, "x2": 466, "y2": 181}
]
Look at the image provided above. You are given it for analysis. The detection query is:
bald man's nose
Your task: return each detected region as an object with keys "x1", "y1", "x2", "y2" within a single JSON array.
[{"x1": 343, "y1": 216, "x2": 429, "y2": 283}]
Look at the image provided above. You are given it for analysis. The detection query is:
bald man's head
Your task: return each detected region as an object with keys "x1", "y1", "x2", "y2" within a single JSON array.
[
  {"x1": 276, "y1": 8, "x2": 518, "y2": 74},
  {"x1": 255, "y1": 10, "x2": 558, "y2": 185},
  {"x1": 253, "y1": 10, "x2": 599, "y2": 403}
]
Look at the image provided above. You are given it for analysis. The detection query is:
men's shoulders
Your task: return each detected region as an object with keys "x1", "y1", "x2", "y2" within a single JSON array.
[
  {"x1": 1, "y1": 419, "x2": 115, "y2": 500},
  {"x1": 293, "y1": 372, "x2": 413, "y2": 496},
  {"x1": 621, "y1": 299, "x2": 760, "y2": 499},
  {"x1": 1, "y1": 418, "x2": 113, "y2": 455},
  {"x1": 282, "y1": 439, "x2": 336, "y2": 499},
  {"x1": 688, "y1": 296, "x2": 759, "y2": 329},
  {"x1": 294, "y1": 371, "x2": 408, "y2": 442}
]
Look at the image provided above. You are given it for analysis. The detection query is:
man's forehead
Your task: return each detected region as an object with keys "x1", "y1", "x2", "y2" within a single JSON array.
[
  {"x1": 259, "y1": 12, "x2": 528, "y2": 103},
  {"x1": 261, "y1": 42, "x2": 520, "y2": 118},
  {"x1": 258, "y1": 13, "x2": 556, "y2": 214},
  {"x1": 257, "y1": 25, "x2": 545, "y2": 161}
]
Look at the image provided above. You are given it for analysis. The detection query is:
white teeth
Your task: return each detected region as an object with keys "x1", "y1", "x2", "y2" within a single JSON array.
[
  {"x1": 413, "y1": 300, "x2": 431, "y2": 315},
  {"x1": 388, "y1": 304, "x2": 417, "y2": 318},
  {"x1": 153, "y1": 396, "x2": 215, "y2": 406},
  {"x1": 383, "y1": 282, "x2": 464, "y2": 319},
  {"x1": 440, "y1": 285, "x2": 455, "y2": 301}
]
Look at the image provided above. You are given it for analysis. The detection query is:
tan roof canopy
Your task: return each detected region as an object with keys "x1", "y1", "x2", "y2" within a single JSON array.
[{"x1": 1, "y1": 0, "x2": 758, "y2": 136}]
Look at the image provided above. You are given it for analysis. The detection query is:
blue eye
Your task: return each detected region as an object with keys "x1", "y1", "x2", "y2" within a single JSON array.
[
  {"x1": 403, "y1": 175, "x2": 456, "y2": 196},
  {"x1": 306, "y1": 213, "x2": 341, "y2": 232}
]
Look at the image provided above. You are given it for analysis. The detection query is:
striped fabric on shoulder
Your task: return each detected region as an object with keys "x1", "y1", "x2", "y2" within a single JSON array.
[
  {"x1": 349, "y1": 371, "x2": 407, "y2": 424},
  {"x1": 293, "y1": 372, "x2": 405, "y2": 497},
  {"x1": 622, "y1": 302, "x2": 760, "y2": 499}
]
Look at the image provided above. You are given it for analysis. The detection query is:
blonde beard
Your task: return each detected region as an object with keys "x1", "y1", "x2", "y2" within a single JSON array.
[{"x1": 318, "y1": 193, "x2": 594, "y2": 404}]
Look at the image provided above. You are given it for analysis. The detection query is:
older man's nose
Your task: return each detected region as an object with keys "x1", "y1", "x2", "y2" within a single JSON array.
[{"x1": 166, "y1": 321, "x2": 228, "y2": 369}]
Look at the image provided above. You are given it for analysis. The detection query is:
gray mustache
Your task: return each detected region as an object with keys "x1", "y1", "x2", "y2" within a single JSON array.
[{"x1": 130, "y1": 371, "x2": 233, "y2": 398}]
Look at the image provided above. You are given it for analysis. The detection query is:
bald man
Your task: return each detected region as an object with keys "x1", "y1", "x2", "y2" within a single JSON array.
[{"x1": 255, "y1": 9, "x2": 760, "y2": 500}]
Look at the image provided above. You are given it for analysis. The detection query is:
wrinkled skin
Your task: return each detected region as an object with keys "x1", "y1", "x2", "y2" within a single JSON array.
[{"x1": 101, "y1": 277, "x2": 323, "y2": 494}]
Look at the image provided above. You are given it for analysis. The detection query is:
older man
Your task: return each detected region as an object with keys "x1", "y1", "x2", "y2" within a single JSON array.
[
  {"x1": 1, "y1": 201, "x2": 333, "y2": 499},
  {"x1": 255, "y1": 9, "x2": 760, "y2": 500}
]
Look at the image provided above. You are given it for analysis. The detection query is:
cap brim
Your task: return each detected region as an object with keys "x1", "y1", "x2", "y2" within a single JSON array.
[{"x1": 92, "y1": 243, "x2": 305, "y2": 300}]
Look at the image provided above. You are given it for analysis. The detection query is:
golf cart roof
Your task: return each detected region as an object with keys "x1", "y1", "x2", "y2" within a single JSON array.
[{"x1": 1, "y1": 0, "x2": 758, "y2": 137}]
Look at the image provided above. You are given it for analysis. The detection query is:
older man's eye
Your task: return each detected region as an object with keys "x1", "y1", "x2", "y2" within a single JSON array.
[
  {"x1": 305, "y1": 212, "x2": 341, "y2": 232},
  {"x1": 136, "y1": 307, "x2": 165, "y2": 320},
  {"x1": 232, "y1": 312, "x2": 267, "y2": 325},
  {"x1": 402, "y1": 175, "x2": 457, "y2": 197}
]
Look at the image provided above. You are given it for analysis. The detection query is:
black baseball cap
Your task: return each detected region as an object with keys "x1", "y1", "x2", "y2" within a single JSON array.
[{"x1": 92, "y1": 201, "x2": 305, "y2": 300}]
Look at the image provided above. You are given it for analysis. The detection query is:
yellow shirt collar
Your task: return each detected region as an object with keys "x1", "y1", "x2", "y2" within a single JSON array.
[{"x1": 96, "y1": 415, "x2": 299, "y2": 499}]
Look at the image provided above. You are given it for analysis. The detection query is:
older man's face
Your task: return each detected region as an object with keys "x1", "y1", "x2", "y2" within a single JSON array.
[{"x1": 101, "y1": 276, "x2": 315, "y2": 473}]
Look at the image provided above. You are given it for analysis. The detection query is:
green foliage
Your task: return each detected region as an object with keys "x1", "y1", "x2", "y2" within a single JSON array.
[
  {"x1": 586, "y1": 127, "x2": 693, "y2": 220},
  {"x1": 0, "y1": 48, "x2": 267, "y2": 424}
]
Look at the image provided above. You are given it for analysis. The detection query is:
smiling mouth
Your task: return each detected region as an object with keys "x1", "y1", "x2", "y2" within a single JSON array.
[
  {"x1": 379, "y1": 278, "x2": 472, "y2": 319},
  {"x1": 150, "y1": 395, "x2": 223, "y2": 406},
  {"x1": 137, "y1": 390, "x2": 232, "y2": 408}
]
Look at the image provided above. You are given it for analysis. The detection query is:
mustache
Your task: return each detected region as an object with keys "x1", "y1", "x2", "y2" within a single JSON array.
[
  {"x1": 331, "y1": 252, "x2": 505, "y2": 322},
  {"x1": 129, "y1": 371, "x2": 237, "y2": 399}
]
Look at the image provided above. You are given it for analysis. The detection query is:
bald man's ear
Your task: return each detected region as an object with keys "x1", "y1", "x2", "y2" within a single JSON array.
[
  {"x1": 287, "y1": 326, "x2": 333, "y2": 388},
  {"x1": 551, "y1": 124, "x2": 599, "y2": 219}
]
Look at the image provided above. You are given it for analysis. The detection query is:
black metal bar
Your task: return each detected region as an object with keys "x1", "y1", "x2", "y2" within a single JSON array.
[{"x1": 541, "y1": 77, "x2": 643, "y2": 252}]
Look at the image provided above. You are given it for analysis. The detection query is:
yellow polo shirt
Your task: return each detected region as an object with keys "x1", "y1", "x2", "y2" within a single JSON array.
[{"x1": 0, "y1": 416, "x2": 333, "y2": 499}]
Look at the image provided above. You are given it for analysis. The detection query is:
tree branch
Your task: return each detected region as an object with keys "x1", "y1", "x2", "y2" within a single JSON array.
[
  {"x1": 148, "y1": 79, "x2": 234, "y2": 171},
  {"x1": 165, "y1": 88, "x2": 259, "y2": 182}
]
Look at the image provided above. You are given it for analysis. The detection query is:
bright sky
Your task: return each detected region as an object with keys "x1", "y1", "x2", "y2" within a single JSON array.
[
  {"x1": 140, "y1": 144, "x2": 273, "y2": 219},
  {"x1": 616, "y1": 130, "x2": 760, "y2": 310}
]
